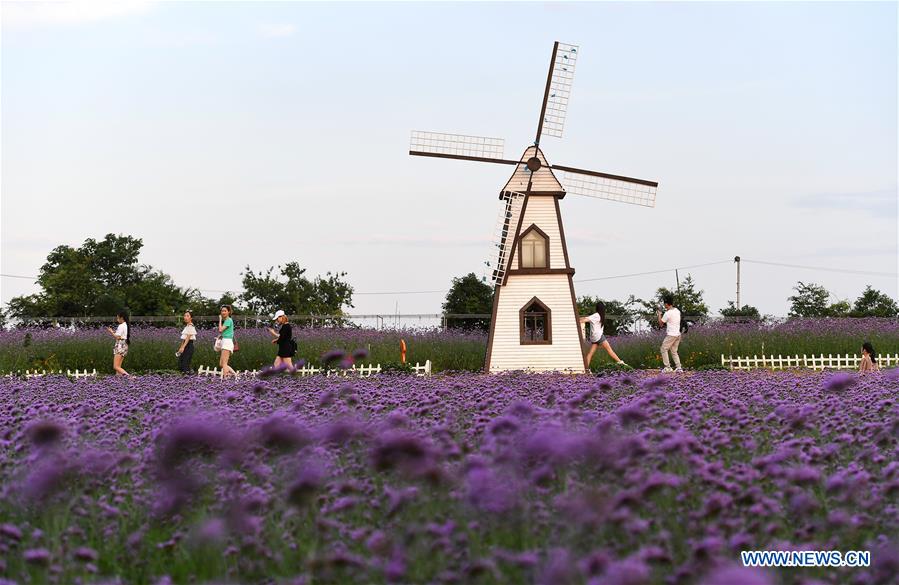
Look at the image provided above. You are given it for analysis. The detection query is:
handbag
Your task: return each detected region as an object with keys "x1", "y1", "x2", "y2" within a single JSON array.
[
  {"x1": 233, "y1": 338, "x2": 240, "y2": 352},
  {"x1": 214, "y1": 337, "x2": 223, "y2": 352}
]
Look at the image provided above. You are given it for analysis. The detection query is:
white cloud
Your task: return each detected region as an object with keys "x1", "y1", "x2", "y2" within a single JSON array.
[
  {"x1": 256, "y1": 23, "x2": 296, "y2": 38},
  {"x1": 1, "y1": 1, "x2": 154, "y2": 29}
]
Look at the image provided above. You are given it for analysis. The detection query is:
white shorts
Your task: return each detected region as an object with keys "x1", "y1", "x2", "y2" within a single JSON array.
[{"x1": 221, "y1": 338, "x2": 234, "y2": 352}]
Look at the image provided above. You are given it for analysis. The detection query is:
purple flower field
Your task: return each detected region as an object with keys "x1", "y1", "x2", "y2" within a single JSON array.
[{"x1": 1, "y1": 370, "x2": 898, "y2": 584}]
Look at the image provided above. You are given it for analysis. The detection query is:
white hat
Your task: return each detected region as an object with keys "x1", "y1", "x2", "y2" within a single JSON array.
[{"x1": 273, "y1": 310, "x2": 286, "y2": 320}]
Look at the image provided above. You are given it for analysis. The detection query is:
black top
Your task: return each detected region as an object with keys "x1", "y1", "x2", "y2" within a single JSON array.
[{"x1": 276, "y1": 323, "x2": 294, "y2": 356}]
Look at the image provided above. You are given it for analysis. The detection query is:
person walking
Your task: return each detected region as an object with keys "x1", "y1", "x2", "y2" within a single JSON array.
[
  {"x1": 176, "y1": 311, "x2": 197, "y2": 374},
  {"x1": 657, "y1": 294, "x2": 683, "y2": 372},
  {"x1": 106, "y1": 311, "x2": 131, "y2": 376},
  {"x1": 267, "y1": 310, "x2": 297, "y2": 369},
  {"x1": 859, "y1": 341, "x2": 879, "y2": 373},
  {"x1": 217, "y1": 305, "x2": 237, "y2": 378},
  {"x1": 579, "y1": 301, "x2": 628, "y2": 369}
]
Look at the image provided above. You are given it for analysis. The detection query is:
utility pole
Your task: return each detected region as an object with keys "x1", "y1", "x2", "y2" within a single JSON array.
[{"x1": 734, "y1": 256, "x2": 741, "y2": 308}]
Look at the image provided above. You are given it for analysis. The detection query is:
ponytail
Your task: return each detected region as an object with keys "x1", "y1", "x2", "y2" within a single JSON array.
[
  {"x1": 863, "y1": 341, "x2": 877, "y2": 364},
  {"x1": 595, "y1": 301, "x2": 606, "y2": 328}
]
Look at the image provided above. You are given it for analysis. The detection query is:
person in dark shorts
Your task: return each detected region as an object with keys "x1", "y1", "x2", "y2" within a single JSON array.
[
  {"x1": 176, "y1": 311, "x2": 197, "y2": 374},
  {"x1": 579, "y1": 301, "x2": 628, "y2": 369},
  {"x1": 268, "y1": 310, "x2": 297, "y2": 369}
]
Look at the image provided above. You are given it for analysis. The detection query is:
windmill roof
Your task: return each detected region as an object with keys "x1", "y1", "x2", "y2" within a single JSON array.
[{"x1": 500, "y1": 146, "x2": 566, "y2": 198}]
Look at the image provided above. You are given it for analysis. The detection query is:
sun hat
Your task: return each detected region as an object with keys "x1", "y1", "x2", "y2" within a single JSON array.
[{"x1": 273, "y1": 310, "x2": 286, "y2": 320}]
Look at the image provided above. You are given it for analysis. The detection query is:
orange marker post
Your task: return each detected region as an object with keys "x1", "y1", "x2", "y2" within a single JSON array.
[{"x1": 400, "y1": 339, "x2": 407, "y2": 364}]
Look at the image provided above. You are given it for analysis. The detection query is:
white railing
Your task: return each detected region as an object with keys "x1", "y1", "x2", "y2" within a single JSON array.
[
  {"x1": 413, "y1": 360, "x2": 432, "y2": 376},
  {"x1": 721, "y1": 353, "x2": 899, "y2": 371},
  {"x1": 196, "y1": 366, "x2": 257, "y2": 379},
  {"x1": 2, "y1": 369, "x2": 98, "y2": 379},
  {"x1": 198, "y1": 361, "x2": 432, "y2": 379}
]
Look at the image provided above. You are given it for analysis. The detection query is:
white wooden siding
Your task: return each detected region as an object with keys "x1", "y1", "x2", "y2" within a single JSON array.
[
  {"x1": 508, "y1": 195, "x2": 566, "y2": 270},
  {"x1": 502, "y1": 147, "x2": 565, "y2": 194},
  {"x1": 488, "y1": 275, "x2": 585, "y2": 373}
]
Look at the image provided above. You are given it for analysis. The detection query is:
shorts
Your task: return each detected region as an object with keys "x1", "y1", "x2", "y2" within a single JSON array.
[
  {"x1": 590, "y1": 335, "x2": 607, "y2": 345},
  {"x1": 220, "y1": 338, "x2": 235, "y2": 352},
  {"x1": 113, "y1": 340, "x2": 129, "y2": 357}
]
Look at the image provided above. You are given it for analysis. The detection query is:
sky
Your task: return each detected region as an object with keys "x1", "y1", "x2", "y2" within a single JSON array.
[{"x1": 1, "y1": 1, "x2": 897, "y2": 320}]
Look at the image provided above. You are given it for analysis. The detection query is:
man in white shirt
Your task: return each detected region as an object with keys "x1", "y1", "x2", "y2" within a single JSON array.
[{"x1": 656, "y1": 294, "x2": 683, "y2": 372}]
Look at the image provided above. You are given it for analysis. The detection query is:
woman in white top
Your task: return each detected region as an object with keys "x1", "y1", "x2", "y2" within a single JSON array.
[
  {"x1": 578, "y1": 301, "x2": 628, "y2": 370},
  {"x1": 106, "y1": 311, "x2": 131, "y2": 376},
  {"x1": 176, "y1": 311, "x2": 197, "y2": 374}
]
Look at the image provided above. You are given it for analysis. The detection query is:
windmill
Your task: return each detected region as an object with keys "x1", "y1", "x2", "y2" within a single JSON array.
[{"x1": 410, "y1": 42, "x2": 658, "y2": 373}]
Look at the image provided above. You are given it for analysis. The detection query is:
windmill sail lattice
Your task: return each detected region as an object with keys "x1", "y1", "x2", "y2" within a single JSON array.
[
  {"x1": 410, "y1": 131, "x2": 505, "y2": 159},
  {"x1": 541, "y1": 43, "x2": 578, "y2": 139},
  {"x1": 487, "y1": 191, "x2": 525, "y2": 285},
  {"x1": 558, "y1": 169, "x2": 657, "y2": 207}
]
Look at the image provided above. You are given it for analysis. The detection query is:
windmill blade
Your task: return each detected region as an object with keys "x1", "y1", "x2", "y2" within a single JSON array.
[
  {"x1": 536, "y1": 42, "x2": 579, "y2": 142},
  {"x1": 487, "y1": 191, "x2": 526, "y2": 285},
  {"x1": 554, "y1": 164, "x2": 658, "y2": 207},
  {"x1": 410, "y1": 131, "x2": 516, "y2": 165}
]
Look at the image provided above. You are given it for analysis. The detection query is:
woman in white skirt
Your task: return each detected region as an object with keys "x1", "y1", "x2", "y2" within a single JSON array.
[
  {"x1": 217, "y1": 305, "x2": 237, "y2": 378},
  {"x1": 106, "y1": 311, "x2": 131, "y2": 376}
]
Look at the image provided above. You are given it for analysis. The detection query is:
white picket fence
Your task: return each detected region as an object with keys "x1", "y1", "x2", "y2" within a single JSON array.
[
  {"x1": 198, "y1": 360, "x2": 432, "y2": 379},
  {"x1": 722, "y1": 353, "x2": 899, "y2": 371},
  {"x1": 2, "y1": 369, "x2": 98, "y2": 380}
]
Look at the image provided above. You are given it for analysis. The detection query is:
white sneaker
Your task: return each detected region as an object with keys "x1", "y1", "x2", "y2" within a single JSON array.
[
  {"x1": 663, "y1": 367, "x2": 673, "y2": 373},
  {"x1": 675, "y1": 368, "x2": 684, "y2": 372}
]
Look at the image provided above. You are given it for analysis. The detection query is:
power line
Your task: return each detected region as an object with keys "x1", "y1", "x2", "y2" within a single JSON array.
[
  {"x1": 573, "y1": 260, "x2": 732, "y2": 283},
  {"x1": 741, "y1": 259, "x2": 897, "y2": 278}
]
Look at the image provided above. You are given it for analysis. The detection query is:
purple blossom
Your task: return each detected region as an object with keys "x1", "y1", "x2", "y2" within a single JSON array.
[
  {"x1": 24, "y1": 548, "x2": 51, "y2": 566},
  {"x1": 25, "y1": 420, "x2": 65, "y2": 446},
  {"x1": 698, "y1": 564, "x2": 774, "y2": 585},
  {"x1": 823, "y1": 372, "x2": 857, "y2": 392},
  {"x1": 0, "y1": 524, "x2": 22, "y2": 542}
]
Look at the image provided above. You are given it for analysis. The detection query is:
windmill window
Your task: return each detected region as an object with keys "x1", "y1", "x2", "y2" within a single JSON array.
[
  {"x1": 520, "y1": 297, "x2": 552, "y2": 345},
  {"x1": 519, "y1": 225, "x2": 549, "y2": 269}
]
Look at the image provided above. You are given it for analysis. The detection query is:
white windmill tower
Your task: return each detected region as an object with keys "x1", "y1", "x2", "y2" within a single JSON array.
[{"x1": 410, "y1": 42, "x2": 658, "y2": 373}]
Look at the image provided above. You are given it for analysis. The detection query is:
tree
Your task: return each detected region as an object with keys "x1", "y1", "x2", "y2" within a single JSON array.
[
  {"x1": 6, "y1": 234, "x2": 192, "y2": 321},
  {"x1": 239, "y1": 262, "x2": 354, "y2": 319},
  {"x1": 442, "y1": 273, "x2": 494, "y2": 330},
  {"x1": 719, "y1": 302, "x2": 761, "y2": 320},
  {"x1": 186, "y1": 291, "x2": 243, "y2": 318},
  {"x1": 787, "y1": 282, "x2": 851, "y2": 318},
  {"x1": 850, "y1": 285, "x2": 899, "y2": 317},
  {"x1": 576, "y1": 295, "x2": 638, "y2": 336},
  {"x1": 638, "y1": 274, "x2": 709, "y2": 327}
]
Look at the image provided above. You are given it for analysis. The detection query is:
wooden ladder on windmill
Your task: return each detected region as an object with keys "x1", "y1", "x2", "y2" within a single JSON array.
[{"x1": 409, "y1": 41, "x2": 659, "y2": 374}]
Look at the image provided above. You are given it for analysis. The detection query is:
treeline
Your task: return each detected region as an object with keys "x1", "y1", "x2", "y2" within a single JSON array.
[
  {"x1": 4, "y1": 235, "x2": 897, "y2": 331},
  {"x1": 2, "y1": 234, "x2": 354, "y2": 325},
  {"x1": 442, "y1": 273, "x2": 899, "y2": 334}
]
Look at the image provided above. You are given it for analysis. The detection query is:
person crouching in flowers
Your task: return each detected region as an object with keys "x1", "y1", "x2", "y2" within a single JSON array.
[
  {"x1": 859, "y1": 341, "x2": 878, "y2": 373},
  {"x1": 217, "y1": 305, "x2": 237, "y2": 378},
  {"x1": 176, "y1": 311, "x2": 197, "y2": 374},
  {"x1": 268, "y1": 310, "x2": 297, "y2": 370},
  {"x1": 106, "y1": 311, "x2": 131, "y2": 376}
]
